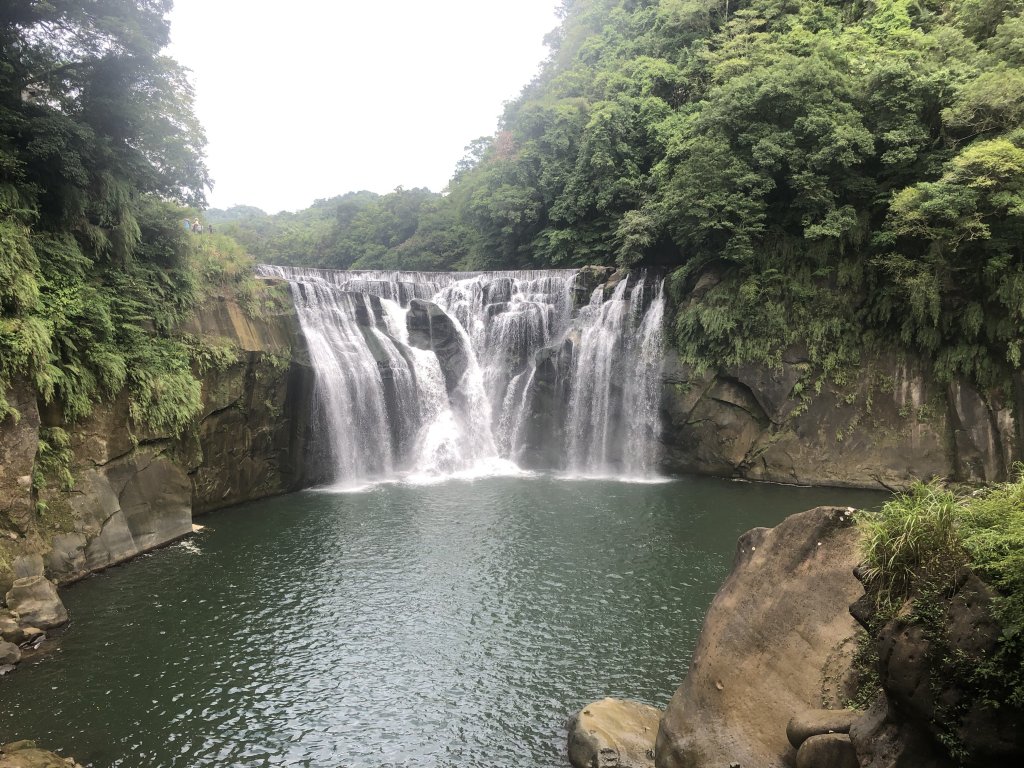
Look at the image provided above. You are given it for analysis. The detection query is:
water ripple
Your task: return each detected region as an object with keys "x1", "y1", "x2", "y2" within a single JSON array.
[{"x1": 0, "y1": 477, "x2": 886, "y2": 767}]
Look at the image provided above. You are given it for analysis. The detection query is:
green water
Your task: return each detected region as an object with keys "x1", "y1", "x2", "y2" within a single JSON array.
[{"x1": 0, "y1": 476, "x2": 885, "y2": 767}]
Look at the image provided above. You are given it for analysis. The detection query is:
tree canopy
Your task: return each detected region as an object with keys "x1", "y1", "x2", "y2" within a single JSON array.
[
  {"x1": 229, "y1": 0, "x2": 1024, "y2": 391},
  {"x1": 0, "y1": 0, "x2": 232, "y2": 430}
]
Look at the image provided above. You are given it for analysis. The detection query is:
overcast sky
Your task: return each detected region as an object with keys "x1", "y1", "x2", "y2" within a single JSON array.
[{"x1": 166, "y1": 0, "x2": 561, "y2": 213}]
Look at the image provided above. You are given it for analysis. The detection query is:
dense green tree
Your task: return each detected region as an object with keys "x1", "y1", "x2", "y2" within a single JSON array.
[
  {"x1": 218, "y1": 0, "x2": 1024, "y2": 393},
  {"x1": 0, "y1": 0, "x2": 228, "y2": 431}
]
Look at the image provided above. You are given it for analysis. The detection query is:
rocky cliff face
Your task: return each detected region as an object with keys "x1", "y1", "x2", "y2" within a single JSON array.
[
  {"x1": 651, "y1": 507, "x2": 1023, "y2": 768},
  {"x1": 0, "y1": 284, "x2": 315, "y2": 589},
  {"x1": 849, "y1": 568, "x2": 1024, "y2": 767},
  {"x1": 659, "y1": 350, "x2": 1021, "y2": 488}
]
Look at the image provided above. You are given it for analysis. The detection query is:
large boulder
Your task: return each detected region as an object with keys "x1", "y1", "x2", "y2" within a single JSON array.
[
  {"x1": 4, "y1": 576, "x2": 67, "y2": 630},
  {"x1": 568, "y1": 698, "x2": 660, "y2": 768},
  {"x1": 0, "y1": 610, "x2": 23, "y2": 644},
  {"x1": 0, "y1": 640, "x2": 20, "y2": 665},
  {"x1": 656, "y1": 506, "x2": 864, "y2": 768}
]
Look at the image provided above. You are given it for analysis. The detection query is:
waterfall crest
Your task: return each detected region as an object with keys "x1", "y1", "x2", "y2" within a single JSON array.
[{"x1": 259, "y1": 265, "x2": 666, "y2": 487}]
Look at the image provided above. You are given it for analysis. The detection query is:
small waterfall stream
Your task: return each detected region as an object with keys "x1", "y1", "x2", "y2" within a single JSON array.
[{"x1": 258, "y1": 265, "x2": 666, "y2": 486}]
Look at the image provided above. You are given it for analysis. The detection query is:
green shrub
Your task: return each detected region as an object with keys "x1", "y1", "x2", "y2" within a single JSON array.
[
  {"x1": 857, "y1": 473, "x2": 1024, "y2": 714},
  {"x1": 858, "y1": 481, "x2": 968, "y2": 601},
  {"x1": 32, "y1": 426, "x2": 74, "y2": 493}
]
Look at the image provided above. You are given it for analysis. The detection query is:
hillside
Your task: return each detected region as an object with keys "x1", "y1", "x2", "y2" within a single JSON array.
[{"x1": 222, "y1": 0, "x2": 1024, "y2": 398}]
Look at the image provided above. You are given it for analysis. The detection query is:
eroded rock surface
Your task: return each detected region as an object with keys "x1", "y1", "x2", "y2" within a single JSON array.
[
  {"x1": 4, "y1": 576, "x2": 67, "y2": 630},
  {"x1": 0, "y1": 741, "x2": 83, "y2": 768},
  {"x1": 44, "y1": 450, "x2": 191, "y2": 582},
  {"x1": 656, "y1": 506, "x2": 864, "y2": 768},
  {"x1": 795, "y1": 733, "x2": 858, "y2": 768},
  {"x1": 850, "y1": 569, "x2": 1024, "y2": 765},
  {"x1": 0, "y1": 384, "x2": 40, "y2": 534},
  {"x1": 659, "y1": 352, "x2": 958, "y2": 488},
  {"x1": 568, "y1": 698, "x2": 660, "y2": 768},
  {"x1": 1, "y1": 291, "x2": 314, "y2": 597},
  {"x1": 786, "y1": 709, "x2": 860, "y2": 749},
  {"x1": 848, "y1": 694, "x2": 953, "y2": 768},
  {"x1": 407, "y1": 299, "x2": 469, "y2": 395}
]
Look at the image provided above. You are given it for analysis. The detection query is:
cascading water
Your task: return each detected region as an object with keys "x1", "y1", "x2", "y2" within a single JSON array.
[{"x1": 258, "y1": 264, "x2": 666, "y2": 486}]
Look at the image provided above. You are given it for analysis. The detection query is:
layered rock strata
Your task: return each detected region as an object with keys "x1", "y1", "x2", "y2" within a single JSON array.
[
  {"x1": 0, "y1": 287, "x2": 315, "y2": 592},
  {"x1": 660, "y1": 350, "x2": 1022, "y2": 487}
]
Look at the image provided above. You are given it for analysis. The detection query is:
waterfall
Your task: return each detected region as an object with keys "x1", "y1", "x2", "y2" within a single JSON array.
[{"x1": 258, "y1": 265, "x2": 666, "y2": 485}]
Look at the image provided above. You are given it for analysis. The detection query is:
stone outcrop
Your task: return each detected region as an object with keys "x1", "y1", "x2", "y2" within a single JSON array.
[
  {"x1": 567, "y1": 698, "x2": 660, "y2": 768},
  {"x1": 0, "y1": 741, "x2": 82, "y2": 768},
  {"x1": 848, "y1": 695, "x2": 954, "y2": 768},
  {"x1": 850, "y1": 568, "x2": 1024, "y2": 766},
  {"x1": 794, "y1": 733, "x2": 858, "y2": 768},
  {"x1": 572, "y1": 266, "x2": 616, "y2": 308},
  {"x1": 0, "y1": 384, "x2": 40, "y2": 535},
  {"x1": 43, "y1": 449, "x2": 192, "y2": 582},
  {"x1": 4, "y1": 575, "x2": 67, "y2": 630},
  {"x1": 0, "y1": 609, "x2": 23, "y2": 644},
  {"x1": 650, "y1": 504, "x2": 1023, "y2": 768},
  {"x1": 659, "y1": 349, "x2": 1022, "y2": 488},
  {"x1": 786, "y1": 709, "x2": 860, "y2": 748},
  {"x1": 3, "y1": 555, "x2": 66, "y2": 632},
  {"x1": 656, "y1": 506, "x2": 864, "y2": 768},
  {"x1": 517, "y1": 338, "x2": 574, "y2": 468},
  {"x1": 0, "y1": 640, "x2": 20, "y2": 665},
  {"x1": 182, "y1": 294, "x2": 316, "y2": 511}
]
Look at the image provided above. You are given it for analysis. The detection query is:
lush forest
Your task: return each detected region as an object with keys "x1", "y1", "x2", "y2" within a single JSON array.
[
  {"x1": 4, "y1": 0, "x2": 1024, "y2": 428},
  {"x1": 220, "y1": 0, "x2": 1024, "y2": 393},
  {"x1": 0, "y1": 0, "x2": 262, "y2": 434}
]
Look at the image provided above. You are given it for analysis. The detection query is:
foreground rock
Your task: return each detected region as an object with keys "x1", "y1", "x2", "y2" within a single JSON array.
[
  {"x1": 0, "y1": 609, "x2": 24, "y2": 643},
  {"x1": 568, "y1": 698, "x2": 660, "y2": 768},
  {"x1": 850, "y1": 567, "x2": 1024, "y2": 765},
  {"x1": 795, "y1": 732, "x2": 858, "y2": 768},
  {"x1": 848, "y1": 695, "x2": 953, "y2": 768},
  {"x1": 0, "y1": 741, "x2": 82, "y2": 768},
  {"x1": 786, "y1": 708, "x2": 860, "y2": 748},
  {"x1": 0, "y1": 640, "x2": 20, "y2": 665},
  {"x1": 656, "y1": 506, "x2": 864, "y2": 768}
]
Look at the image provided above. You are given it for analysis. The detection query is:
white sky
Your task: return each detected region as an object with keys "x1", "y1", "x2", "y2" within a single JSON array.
[{"x1": 166, "y1": 0, "x2": 561, "y2": 213}]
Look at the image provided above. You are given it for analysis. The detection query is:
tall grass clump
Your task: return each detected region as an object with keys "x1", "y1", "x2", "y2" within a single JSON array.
[
  {"x1": 857, "y1": 471, "x2": 1024, "y2": 710},
  {"x1": 858, "y1": 481, "x2": 968, "y2": 601}
]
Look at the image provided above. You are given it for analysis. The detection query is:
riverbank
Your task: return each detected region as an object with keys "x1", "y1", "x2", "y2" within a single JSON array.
[{"x1": 571, "y1": 489, "x2": 1024, "y2": 768}]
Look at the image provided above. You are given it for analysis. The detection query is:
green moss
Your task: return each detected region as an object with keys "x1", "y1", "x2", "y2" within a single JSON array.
[{"x1": 843, "y1": 629, "x2": 883, "y2": 711}]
